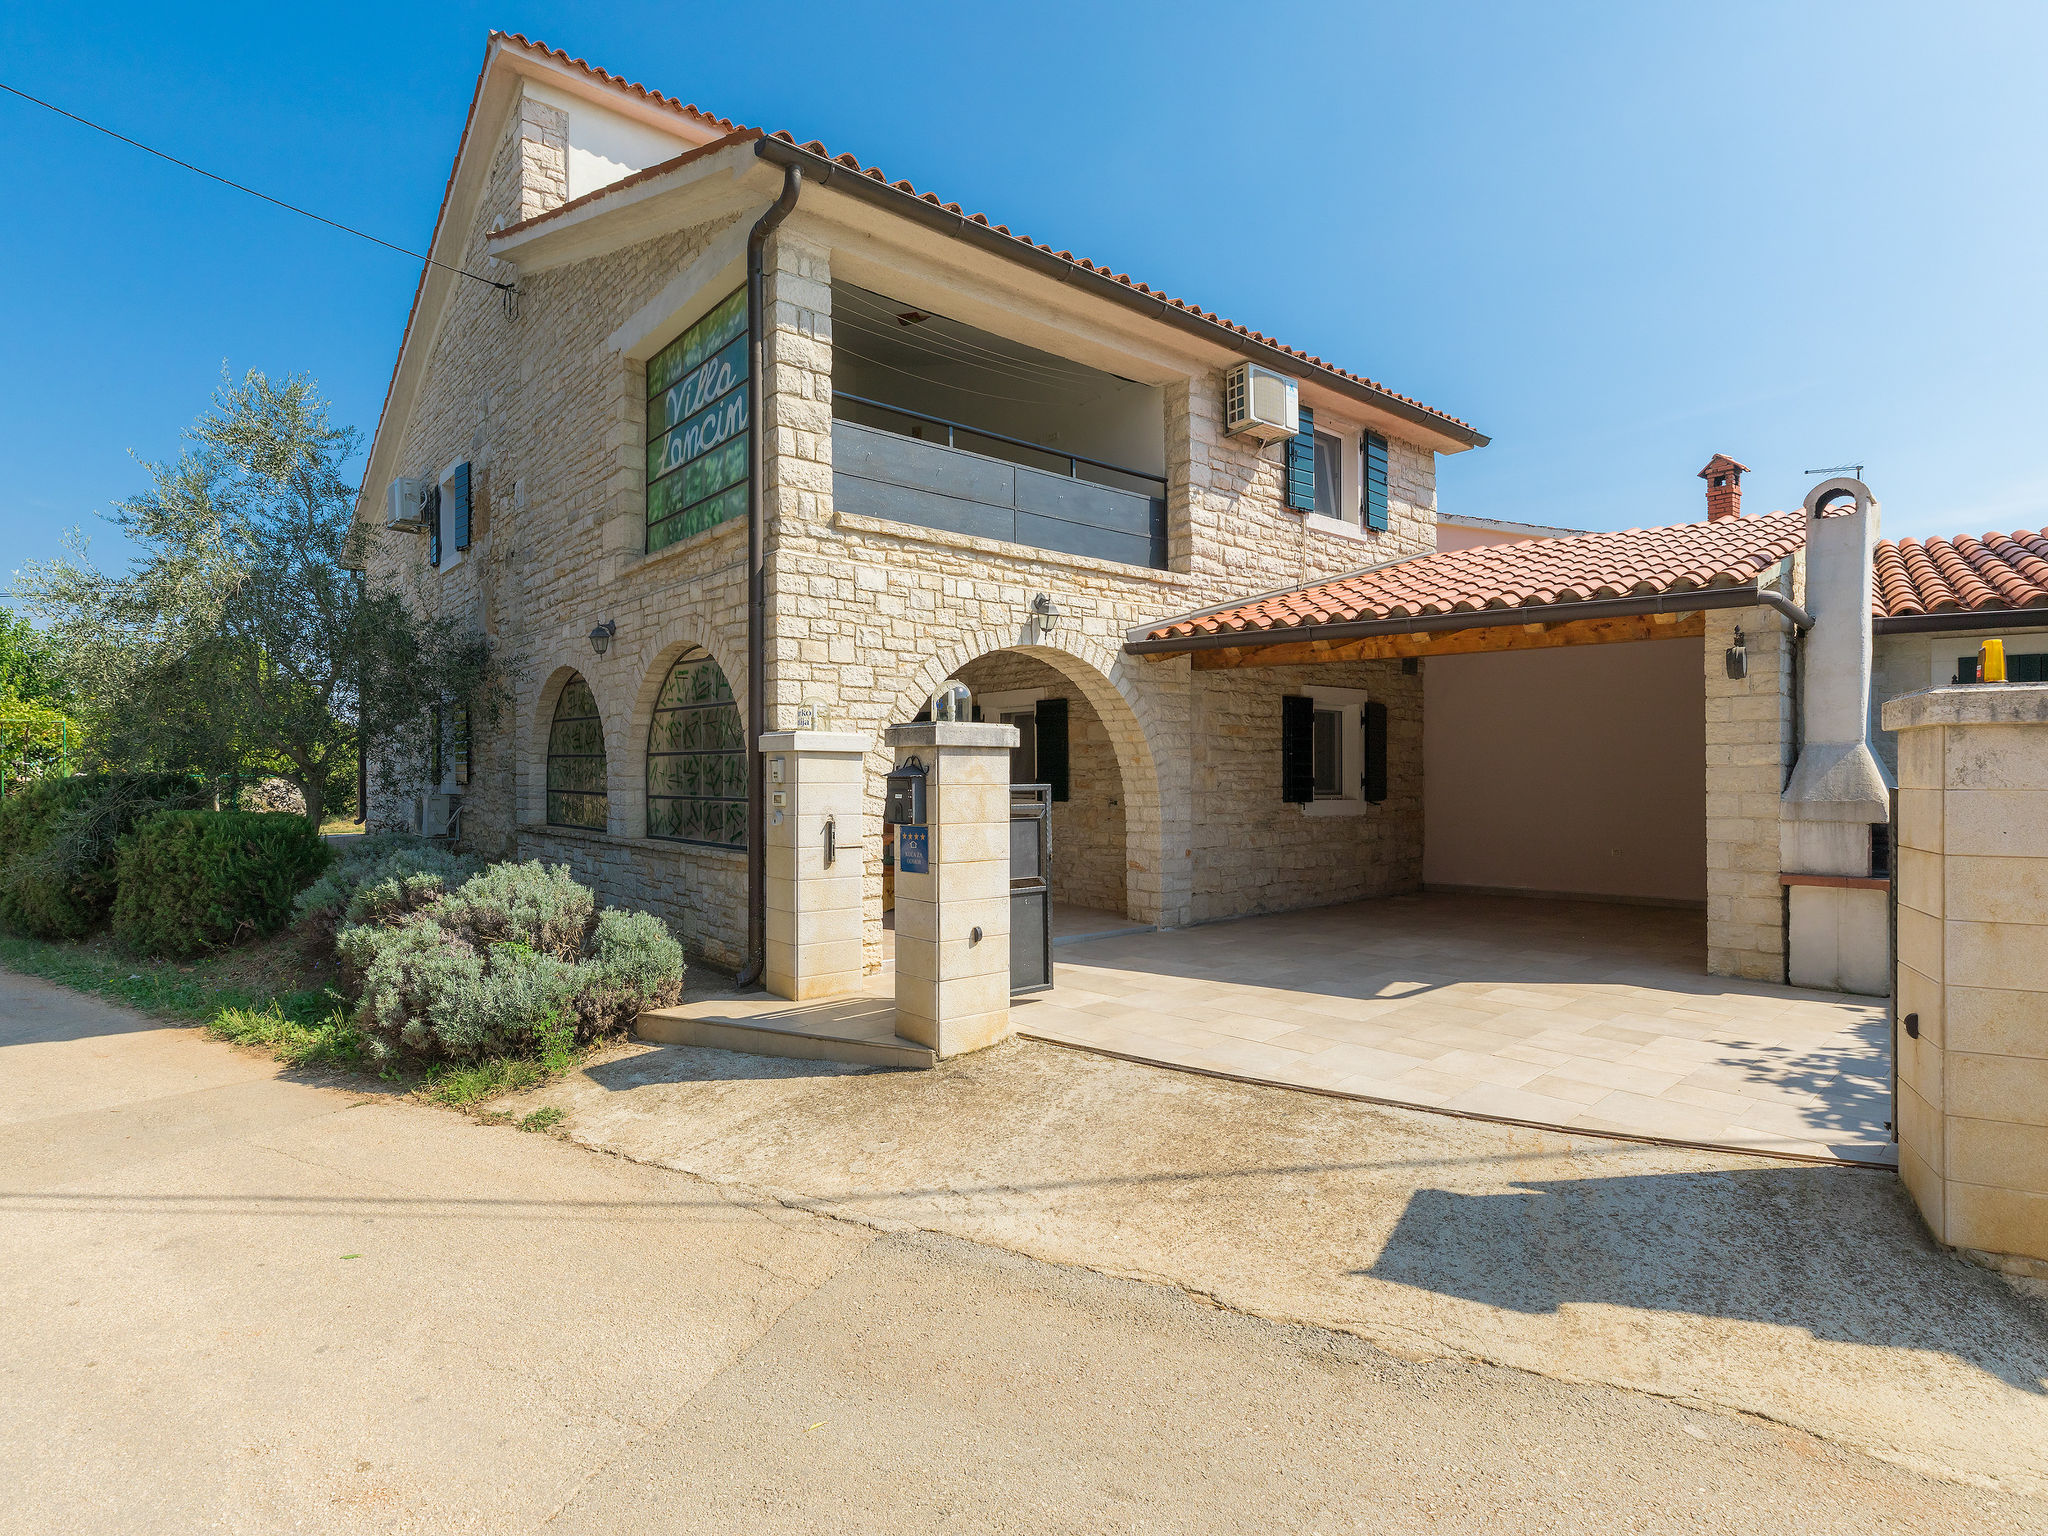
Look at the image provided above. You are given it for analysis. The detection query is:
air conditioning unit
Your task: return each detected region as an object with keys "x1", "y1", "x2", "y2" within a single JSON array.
[
  {"x1": 386, "y1": 476, "x2": 427, "y2": 530},
  {"x1": 1223, "y1": 362, "x2": 1300, "y2": 444},
  {"x1": 420, "y1": 793, "x2": 461, "y2": 838}
]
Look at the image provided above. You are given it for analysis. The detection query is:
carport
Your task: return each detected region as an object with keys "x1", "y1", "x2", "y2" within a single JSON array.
[{"x1": 1103, "y1": 509, "x2": 1894, "y2": 1160}]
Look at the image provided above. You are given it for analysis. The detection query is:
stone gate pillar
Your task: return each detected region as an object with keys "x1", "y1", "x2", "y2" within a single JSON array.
[
  {"x1": 885, "y1": 721, "x2": 1017, "y2": 1058},
  {"x1": 1885, "y1": 682, "x2": 2048, "y2": 1271},
  {"x1": 760, "y1": 731, "x2": 867, "y2": 1001}
]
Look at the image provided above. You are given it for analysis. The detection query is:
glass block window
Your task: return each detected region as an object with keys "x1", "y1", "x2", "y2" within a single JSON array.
[
  {"x1": 647, "y1": 651, "x2": 746, "y2": 848},
  {"x1": 545, "y1": 673, "x2": 609, "y2": 830},
  {"x1": 645, "y1": 286, "x2": 749, "y2": 554}
]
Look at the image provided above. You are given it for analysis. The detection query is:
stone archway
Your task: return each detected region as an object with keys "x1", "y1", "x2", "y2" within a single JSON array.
[{"x1": 856, "y1": 626, "x2": 1179, "y2": 973}]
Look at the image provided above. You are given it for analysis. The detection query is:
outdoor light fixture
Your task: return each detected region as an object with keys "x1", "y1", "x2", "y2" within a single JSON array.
[
  {"x1": 1030, "y1": 592, "x2": 1060, "y2": 642},
  {"x1": 1725, "y1": 625, "x2": 1747, "y2": 681},
  {"x1": 588, "y1": 619, "x2": 617, "y2": 657}
]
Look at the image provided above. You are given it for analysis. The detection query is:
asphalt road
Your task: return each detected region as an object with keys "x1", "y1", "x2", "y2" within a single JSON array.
[{"x1": 5, "y1": 967, "x2": 2046, "y2": 1534}]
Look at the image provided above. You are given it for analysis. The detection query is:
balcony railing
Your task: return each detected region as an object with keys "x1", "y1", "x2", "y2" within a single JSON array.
[{"x1": 830, "y1": 393, "x2": 1168, "y2": 570}]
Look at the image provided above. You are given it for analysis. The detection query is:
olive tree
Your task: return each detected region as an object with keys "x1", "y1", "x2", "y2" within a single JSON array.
[{"x1": 16, "y1": 369, "x2": 496, "y2": 825}]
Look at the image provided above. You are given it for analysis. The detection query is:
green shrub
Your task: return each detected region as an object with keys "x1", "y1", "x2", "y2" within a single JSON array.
[
  {"x1": 0, "y1": 773, "x2": 207, "y2": 939},
  {"x1": 293, "y1": 834, "x2": 481, "y2": 926},
  {"x1": 335, "y1": 860, "x2": 685, "y2": 1063},
  {"x1": 111, "y1": 810, "x2": 333, "y2": 958}
]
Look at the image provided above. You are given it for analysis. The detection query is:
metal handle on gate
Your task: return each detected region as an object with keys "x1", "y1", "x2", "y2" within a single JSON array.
[{"x1": 823, "y1": 814, "x2": 835, "y2": 868}]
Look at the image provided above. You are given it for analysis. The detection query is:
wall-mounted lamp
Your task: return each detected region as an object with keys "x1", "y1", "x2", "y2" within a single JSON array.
[
  {"x1": 1030, "y1": 592, "x2": 1060, "y2": 642},
  {"x1": 588, "y1": 619, "x2": 617, "y2": 657},
  {"x1": 1724, "y1": 625, "x2": 1748, "y2": 681}
]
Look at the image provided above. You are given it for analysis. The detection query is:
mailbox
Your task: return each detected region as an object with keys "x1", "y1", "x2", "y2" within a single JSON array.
[{"x1": 884, "y1": 757, "x2": 927, "y2": 826}]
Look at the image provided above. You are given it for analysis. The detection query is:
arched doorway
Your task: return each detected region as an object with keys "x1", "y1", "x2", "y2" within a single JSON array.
[{"x1": 864, "y1": 638, "x2": 1166, "y2": 978}]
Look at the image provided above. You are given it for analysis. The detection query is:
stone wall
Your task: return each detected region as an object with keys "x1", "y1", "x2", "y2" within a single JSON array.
[
  {"x1": 1188, "y1": 660, "x2": 1424, "y2": 924},
  {"x1": 515, "y1": 824, "x2": 746, "y2": 968},
  {"x1": 366, "y1": 84, "x2": 1455, "y2": 978},
  {"x1": 1703, "y1": 569, "x2": 1801, "y2": 981}
]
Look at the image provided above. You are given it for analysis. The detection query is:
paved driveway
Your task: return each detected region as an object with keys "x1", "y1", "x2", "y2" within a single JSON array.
[
  {"x1": 14, "y1": 968, "x2": 2038, "y2": 1532},
  {"x1": 1016, "y1": 893, "x2": 1891, "y2": 1163}
]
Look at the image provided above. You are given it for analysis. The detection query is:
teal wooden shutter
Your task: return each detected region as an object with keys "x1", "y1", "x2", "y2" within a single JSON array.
[
  {"x1": 1280, "y1": 695, "x2": 1315, "y2": 802},
  {"x1": 1036, "y1": 697, "x2": 1070, "y2": 802},
  {"x1": 451, "y1": 462, "x2": 472, "y2": 551},
  {"x1": 425, "y1": 483, "x2": 442, "y2": 566},
  {"x1": 1285, "y1": 406, "x2": 1316, "y2": 513},
  {"x1": 1362, "y1": 700, "x2": 1388, "y2": 803},
  {"x1": 1362, "y1": 432, "x2": 1389, "y2": 531}
]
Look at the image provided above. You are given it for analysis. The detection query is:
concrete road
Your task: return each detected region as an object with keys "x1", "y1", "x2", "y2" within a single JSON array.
[{"x1": 5, "y1": 970, "x2": 2048, "y2": 1534}]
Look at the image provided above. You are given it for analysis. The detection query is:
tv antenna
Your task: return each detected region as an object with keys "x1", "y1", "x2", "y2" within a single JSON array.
[{"x1": 1804, "y1": 462, "x2": 1865, "y2": 480}]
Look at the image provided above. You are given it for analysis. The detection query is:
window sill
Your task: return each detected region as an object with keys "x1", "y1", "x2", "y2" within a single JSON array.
[
  {"x1": 1301, "y1": 798, "x2": 1372, "y2": 818},
  {"x1": 1304, "y1": 513, "x2": 1383, "y2": 545}
]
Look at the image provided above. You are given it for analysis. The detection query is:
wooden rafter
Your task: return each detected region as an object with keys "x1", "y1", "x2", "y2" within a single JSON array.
[{"x1": 1177, "y1": 610, "x2": 1705, "y2": 670}]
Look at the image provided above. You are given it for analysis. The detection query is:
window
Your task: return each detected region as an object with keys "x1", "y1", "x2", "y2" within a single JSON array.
[
  {"x1": 1312, "y1": 705, "x2": 1345, "y2": 796},
  {"x1": 645, "y1": 287, "x2": 750, "y2": 553},
  {"x1": 1282, "y1": 687, "x2": 1375, "y2": 812},
  {"x1": 646, "y1": 651, "x2": 745, "y2": 847},
  {"x1": 545, "y1": 673, "x2": 609, "y2": 830},
  {"x1": 1312, "y1": 430, "x2": 1344, "y2": 521}
]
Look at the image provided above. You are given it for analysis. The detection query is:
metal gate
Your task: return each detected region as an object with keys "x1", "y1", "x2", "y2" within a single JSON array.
[{"x1": 1010, "y1": 783, "x2": 1053, "y2": 994}]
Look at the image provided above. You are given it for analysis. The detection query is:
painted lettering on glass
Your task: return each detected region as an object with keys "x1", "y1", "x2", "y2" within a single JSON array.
[{"x1": 646, "y1": 285, "x2": 750, "y2": 553}]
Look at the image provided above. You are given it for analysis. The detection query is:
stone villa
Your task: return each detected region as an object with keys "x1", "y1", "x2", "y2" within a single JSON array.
[{"x1": 358, "y1": 32, "x2": 2048, "y2": 1012}]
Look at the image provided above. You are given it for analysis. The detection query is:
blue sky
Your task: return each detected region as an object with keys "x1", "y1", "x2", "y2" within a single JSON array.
[{"x1": 4, "y1": 0, "x2": 2044, "y2": 600}]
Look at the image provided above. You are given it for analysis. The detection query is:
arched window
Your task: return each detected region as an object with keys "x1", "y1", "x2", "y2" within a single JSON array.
[
  {"x1": 647, "y1": 650, "x2": 745, "y2": 847},
  {"x1": 545, "y1": 673, "x2": 609, "y2": 830}
]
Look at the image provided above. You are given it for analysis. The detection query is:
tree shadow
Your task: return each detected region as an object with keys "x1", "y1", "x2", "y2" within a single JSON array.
[
  {"x1": 584, "y1": 1042, "x2": 889, "y2": 1090},
  {"x1": 1359, "y1": 1164, "x2": 2048, "y2": 1393}
]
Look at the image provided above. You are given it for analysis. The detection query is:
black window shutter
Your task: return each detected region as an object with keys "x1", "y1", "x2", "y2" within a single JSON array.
[
  {"x1": 1036, "y1": 697, "x2": 1070, "y2": 802},
  {"x1": 1280, "y1": 694, "x2": 1315, "y2": 803},
  {"x1": 1362, "y1": 432, "x2": 1390, "y2": 531},
  {"x1": 452, "y1": 461, "x2": 472, "y2": 551},
  {"x1": 1362, "y1": 700, "x2": 1389, "y2": 803},
  {"x1": 1285, "y1": 405, "x2": 1316, "y2": 513},
  {"x1": 426, "y1": 482, "x2": 442, "y2": 566}
]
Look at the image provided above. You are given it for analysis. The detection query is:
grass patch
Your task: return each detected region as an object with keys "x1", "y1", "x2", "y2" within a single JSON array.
[
  {"x1": 517, "y1": 1106, "x2": 565, "y2": 1133},
  {"x1": 0, "y1": 928, "x2": 590, "y2": 1111}
]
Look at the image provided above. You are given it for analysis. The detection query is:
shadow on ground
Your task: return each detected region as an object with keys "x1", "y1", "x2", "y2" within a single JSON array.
[{"x1": 1362, "y1": 1162, "x2": 2048, "y2": 1394}]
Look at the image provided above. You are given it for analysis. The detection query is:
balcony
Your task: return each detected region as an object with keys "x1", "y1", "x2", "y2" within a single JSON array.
[{"x1": 829, "y1": 282, "x2": 1169, "y2": 571}]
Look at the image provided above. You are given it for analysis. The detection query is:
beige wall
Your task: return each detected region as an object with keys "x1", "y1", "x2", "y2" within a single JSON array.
[
  {"x1": 1422, "y1": 639, "x2": 1706, "y2": 904},
  {"x1": 1888, "y1": 685, "x2": 2048, "y2": 1269},
  {"x1": 1188, "y1": 660, "x2": 1424, "y2": 924}
]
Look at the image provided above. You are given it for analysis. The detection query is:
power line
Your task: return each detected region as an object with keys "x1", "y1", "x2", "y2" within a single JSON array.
[{"x1": 0, "y1": 80, "x2": 513, "y2": 294}]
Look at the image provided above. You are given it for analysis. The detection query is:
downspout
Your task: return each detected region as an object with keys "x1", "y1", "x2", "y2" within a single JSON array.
[{"x1": 734, "y1": 162, "x2": 802, "y2": 989}]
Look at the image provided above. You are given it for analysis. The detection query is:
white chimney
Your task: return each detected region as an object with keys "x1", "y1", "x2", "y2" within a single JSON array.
[{"x1": 1781, "y1": 477, "x2": 1892, "y2": 874}]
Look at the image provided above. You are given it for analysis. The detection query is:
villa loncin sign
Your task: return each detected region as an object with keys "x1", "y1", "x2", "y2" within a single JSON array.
[{"x1": 646, "y1": 286, "x2": 748, "y2": 552}]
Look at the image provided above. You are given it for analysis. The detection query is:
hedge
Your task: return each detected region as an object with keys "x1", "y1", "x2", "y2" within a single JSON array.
[
  {"x1": 111, "y1": 810, "x2": 333, "y2": 958},
  {"x1": 0, "y1": 773, "x2": 208, "y2": 940}
]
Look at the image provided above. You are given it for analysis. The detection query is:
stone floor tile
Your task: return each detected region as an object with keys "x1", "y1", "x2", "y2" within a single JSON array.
[
  {"x1": 1446, "y1": 1081, "x2": 1613, "y2": 1124},
  {"x1": 1519, "y1": 1073, "x2": 1617, "y2": 1107}
]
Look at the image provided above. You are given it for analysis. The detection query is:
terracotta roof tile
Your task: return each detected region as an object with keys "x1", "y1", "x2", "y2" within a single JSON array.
[
  {"x1": 482, "y1": 38, "x2": 1474, "y2": 436},
  {"x1": 1871, "y1": 527, "x2": 2048, "y2": 617},
  {"x1": 1139, "y1": 513, "x2": 2048, "y2": 644},
  {"x1": 1142, "y1": 512, "x2": 1807, "y2": 642}
]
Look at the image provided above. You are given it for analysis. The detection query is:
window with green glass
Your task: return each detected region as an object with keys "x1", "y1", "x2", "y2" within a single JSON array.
[
  {"x1": 646, "y1": 650, "x2": 746, "y2": 848},
  {"x1": 645, "y1": 287, "x2": 750, "y2": 553},
  {"x1": 545, "y1": 673, "x2": 609, "y2": 830}
]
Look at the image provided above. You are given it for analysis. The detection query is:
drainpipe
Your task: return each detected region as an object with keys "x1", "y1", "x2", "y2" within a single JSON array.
[{"x1": 734, "y1": 162, "x2": 802, "y2": 989}]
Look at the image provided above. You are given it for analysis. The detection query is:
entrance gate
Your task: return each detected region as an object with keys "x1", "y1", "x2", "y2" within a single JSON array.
[{"x1": 1010, "y1": 783, "x2": 1053, "y2": 993}]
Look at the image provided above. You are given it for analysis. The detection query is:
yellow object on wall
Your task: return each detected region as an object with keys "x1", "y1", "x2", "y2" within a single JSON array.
[{"x1": 1979, "y1": 638, "x2": 2007, "y2": 682}]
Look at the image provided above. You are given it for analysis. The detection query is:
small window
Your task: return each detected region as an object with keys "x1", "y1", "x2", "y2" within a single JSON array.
[
  {"x1": 1312, "y1": 707, "x2": 1345, "y2": 796},
  {"x1": 546, "y1": 673, "x2": 609, "y2": 830},
  {"x1": 1312, "y1": 431, "x2": 1344, "y2": 520}
]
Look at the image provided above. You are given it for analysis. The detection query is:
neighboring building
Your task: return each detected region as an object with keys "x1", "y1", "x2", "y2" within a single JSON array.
[{"x1": 358, "y1": 33, "x2": 2043, "y2": 1002}]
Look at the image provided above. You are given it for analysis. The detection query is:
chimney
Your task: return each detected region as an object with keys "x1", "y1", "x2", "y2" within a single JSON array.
[{"x1": 1698, "y1": 454, "x2": 1748, "y2": 522}]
